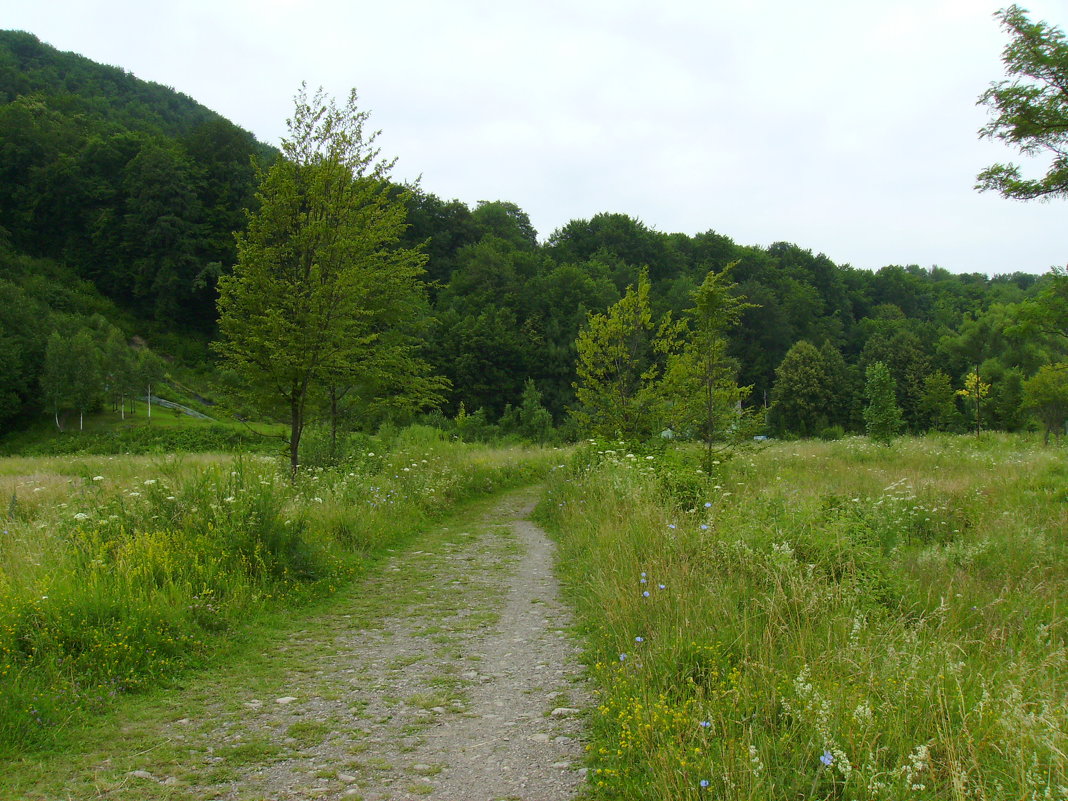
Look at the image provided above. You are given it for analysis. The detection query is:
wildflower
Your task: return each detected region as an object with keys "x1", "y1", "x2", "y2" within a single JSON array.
[
  {"x1": 619, "y1": 653, "x2": 627, "y2": 661},
  {"x1": 700, "y1": 524, "x2": 709, "y2": 530},
  {"x1": 642, "y1": 591, "x2": 650, "y2": 597},
  {"x1": 704, "y1": 502, "x2": 712, "y2": 508},
  {"x1": 658, "y1": 584, "x2": 666, "y2": 590},
  {"x1": 699, "y1": 721, "x2": 710, "y2": 728},
  {"x1": 820, "y1": 751, "x2": 834, "y2": 766},
  {"x1": 92, "y1": 476, "x2": 104, "y2": 481},
  {"x1": 640, "y1": 577, "x2": 647, "y2": 584},
  {"x1": 700, "y1": 780, "x2": 710, "y2": 788},
  {"x1": 668, "y1": 523, "x2": 676, "y2": 529},
  {"x1": 635, "y1": 636, "x2": 644, "y2": 643},
  {"x1": 73, "y1": 512, "x2": 89, "y2": 521}
]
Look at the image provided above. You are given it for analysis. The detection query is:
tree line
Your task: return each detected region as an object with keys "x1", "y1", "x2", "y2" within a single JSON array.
[{"x1": 1, "y1": 10, "x2": 1067, "y2": 451}]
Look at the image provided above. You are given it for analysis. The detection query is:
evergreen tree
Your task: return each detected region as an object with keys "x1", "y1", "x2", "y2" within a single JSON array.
[{"x1": 864, "y1": 361, "x2": 904, "y2": 445}]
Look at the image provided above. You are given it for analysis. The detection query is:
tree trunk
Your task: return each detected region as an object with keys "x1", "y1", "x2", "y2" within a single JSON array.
[
  {"x1": 79, "y1": 409, "x2": 83, "y2": 431},
  {"x1": 330, "y1": 386, "x2": 338, "y2": 460},
  {"x1": 147, "y1": 384, "x2": 152, "y2": 422},
  {"x1": 289, "y1": 398, "x2": 302, "y2": 480}
]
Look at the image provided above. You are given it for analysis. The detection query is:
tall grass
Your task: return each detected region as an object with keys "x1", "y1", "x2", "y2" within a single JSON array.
[
  {"x1": 0, "y1": 429, "x2": 557, "y2": 753},
  {"x1": 540, "y1": 434, "x2": 1067, "y2": 800}
]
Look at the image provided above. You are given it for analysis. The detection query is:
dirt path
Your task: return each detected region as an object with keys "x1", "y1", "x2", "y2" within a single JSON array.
[{"x1": 128, "y1": 487, "x2": 589, "y2": 801}]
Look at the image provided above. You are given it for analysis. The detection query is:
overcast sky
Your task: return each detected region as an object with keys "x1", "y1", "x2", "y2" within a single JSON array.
[{"x1": 3, "y1": 0, "x2": 1066, "y2": 275}]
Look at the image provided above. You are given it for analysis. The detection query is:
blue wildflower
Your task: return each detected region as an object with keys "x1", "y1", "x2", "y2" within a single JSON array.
[
  {"x1": 619, "y1": 653, "x2": 627, "y2": 661},
  {"x1": 642, "y1": 590, "x2": 650, "y2": 597},
  {"x1": 700, "y1": 779, "x2": 710, "y2": 788},
  {"x1": 699, "y1": 721, "x2": 710, "y2": 728},
  {"x1": 704, "y1": 502, "x2": 712, "y2": 508},
  {"x1": 820, "y1": 750, "x2": 833, "y2": 766},
  {"x1": 635, "y1": 636, "x2": 644, "y2": 642}
]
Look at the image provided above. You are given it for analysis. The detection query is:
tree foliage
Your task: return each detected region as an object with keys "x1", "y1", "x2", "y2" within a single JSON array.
[
  {"x1": 977, "y1": 5, "x2": 1068, "y2": 200},
  {"x1": 1023, "y1": 362, "x2": 1068, "y2": 442},
  {"x1": 571, "y1": 270, "x2": 680, "y2": 439},
  {"x1": 864, "y1": 361, "x2": 904, "y2": 445},
  {"x1": 769, "y1": 341, "x2": 833, "y2": 437},
  {"x1": 662, "y1": 264, "x2": 758, "y2": 470},
  {"x1": 215, "y1": 86, "x2": 444, "y2": 474}
]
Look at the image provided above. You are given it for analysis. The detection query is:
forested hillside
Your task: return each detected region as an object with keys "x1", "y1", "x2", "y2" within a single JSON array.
[{"x1": 1, "y1": 30, "x2": 1065, "y2": 443}]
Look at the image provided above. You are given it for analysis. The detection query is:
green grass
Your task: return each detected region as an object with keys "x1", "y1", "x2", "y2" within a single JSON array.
[
  {"x1": 0, "y1": 402, "x2": 286, "y2": 456},
  {"x1": 0, "y1": 431, "x2": 559, "y2": 755},
  {"x1": 540, "y1": 434, "x2": 1067, "y2": 800}
]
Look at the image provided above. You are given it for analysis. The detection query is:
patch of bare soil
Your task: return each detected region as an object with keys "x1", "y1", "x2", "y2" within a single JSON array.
[{"x1": 175, "y1": 487, "x2": 588, "y2": 801}]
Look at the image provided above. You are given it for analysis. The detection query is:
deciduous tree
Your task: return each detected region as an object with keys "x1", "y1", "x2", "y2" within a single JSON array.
[
  {"x1": 571, "y1": 270, "x2": 680, "y2": 439},
  {"x1": 1023, "y1": 362, "x2": 1068, "y2": 443},
  {"x1": 215, "y1": 86, "x2": 444, "y2": 475},
  {"x1": 977, "y1": 5, "x2": 1068, "y2": 200}
]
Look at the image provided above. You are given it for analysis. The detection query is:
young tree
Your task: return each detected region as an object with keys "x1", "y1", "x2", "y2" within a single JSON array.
[
  {"x1": 215, "y1": 86, "x2": 443, "y2": 475},
  {"x1": 662, "y1": 264, "x2": 758, "y2": 472},
  {"x1": 134, "y1": 348, "x2": 165, "y2": 421},
  {"x1": 41, "y1": 332, "x2": 75, "y2": 431},
  {"x1": 1023, "y1": 362, "x2": 1068, "y2": 443},
  {"x1": 41, "y1": 330, "x2": 102, "y2": 431},
  {"x1": 957, "y1": 367, "x2": 991, "y2": 437},
  {"x1": 864, "y1": 361, "x2": 904, "y2": 445},
  {"x1": 571, "y1": 269, "x2": 680, "y2": 439},
  {"x1": 977, "y1": 5, "x2": 1068, "y2": 200}
]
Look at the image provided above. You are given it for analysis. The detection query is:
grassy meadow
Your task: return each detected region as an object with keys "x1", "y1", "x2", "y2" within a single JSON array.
[
  {"x1": 540, "y1": 434, "x2": 1067, "y2": 800},
  {"x1": 0, "y1": 426, "x2": 557, "y2": 753}
]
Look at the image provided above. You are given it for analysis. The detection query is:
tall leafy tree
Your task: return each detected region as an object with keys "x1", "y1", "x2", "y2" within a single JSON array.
[
  {"x1": 215, "y1": 86, "x2": 444, "y2": 475},
  {"x1": 977, "y1": 5, "x2": 1068, "y2": 200},
  {"x1": 769, "y1": 341, "x2": 833, "y2": 437}
]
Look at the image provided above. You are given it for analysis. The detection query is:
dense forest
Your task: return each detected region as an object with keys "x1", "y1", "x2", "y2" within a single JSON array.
[{"x1": 1, "y1": 29, "x2": 1066, "y2": 444}]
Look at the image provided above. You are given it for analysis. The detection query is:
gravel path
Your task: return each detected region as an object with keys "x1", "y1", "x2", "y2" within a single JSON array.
[{"x1": 169, "y1": 487, "x2": 589, "y2": 801}]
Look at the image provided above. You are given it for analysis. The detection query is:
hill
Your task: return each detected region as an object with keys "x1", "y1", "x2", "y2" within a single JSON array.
[{"x1": 0, "y1": 32, "x2": 1064, "y2": 446}]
